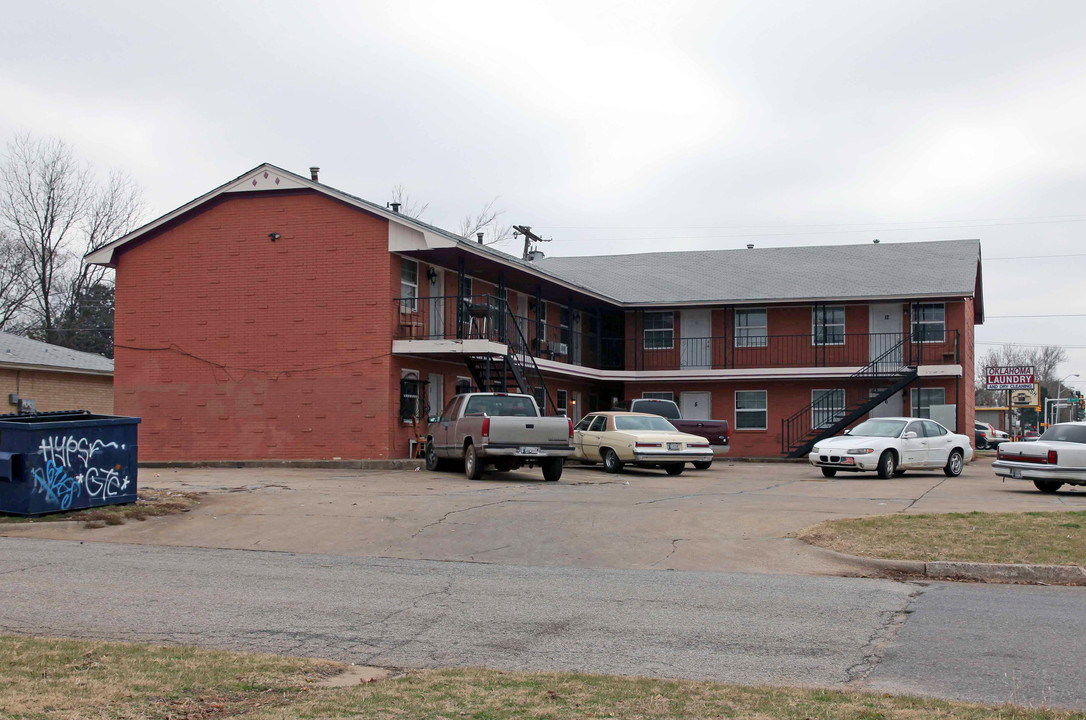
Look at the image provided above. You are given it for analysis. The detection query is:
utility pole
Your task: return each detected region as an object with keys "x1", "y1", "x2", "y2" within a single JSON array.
[{"x1": 513, "y1": 225, "x2": 551, "y2": 261}]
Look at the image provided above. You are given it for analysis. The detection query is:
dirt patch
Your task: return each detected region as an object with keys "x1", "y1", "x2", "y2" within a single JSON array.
[{"x1": 0, "y1": 487, "x2": 201, "y2": 529}]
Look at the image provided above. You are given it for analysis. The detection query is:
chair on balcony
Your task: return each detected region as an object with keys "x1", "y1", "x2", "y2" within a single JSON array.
[{"x1": 465, "y1": 302, "x2": 490, "y2": 339}]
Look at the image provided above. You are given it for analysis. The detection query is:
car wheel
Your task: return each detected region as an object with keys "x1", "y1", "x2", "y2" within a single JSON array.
[
  {"x1": 664, "y1": 463, "x2": 684, "y2": 476},
  {"x1": 542, "y1": 458, "x2": 563, "y2": 482},
  {"x1": 943, "y1": 449, "x2": 964, "y2": 477},
  {"x1": 1034, "y1": 480, "x2": 1063, "y2": 493},
  {"x1": 977, "y1": 437, "x2": 988, "y2": 450},
  {"x1": 692, "y1": 460, "x2": 713, "y2": 470},
  {"x1": 821, "y1": 467, "x2": 837, "y2": 478},
  {"x1": 464, "y1": 443, "x2": 484, "y2": 480},
  {"x1": 425, "y1": 440, "x2": 441, "y2": 472},
  {"x1": 602, "y1": 448, "x2": 624, "y2": 474},
  {"x1": 877, "y1": 450, "x2": 896, "y2": 479}
]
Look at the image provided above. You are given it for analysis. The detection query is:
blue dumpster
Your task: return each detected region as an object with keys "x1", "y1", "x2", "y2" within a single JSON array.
[{"x1": 0, "y1": 410, "x2": 140, "y2": 516}]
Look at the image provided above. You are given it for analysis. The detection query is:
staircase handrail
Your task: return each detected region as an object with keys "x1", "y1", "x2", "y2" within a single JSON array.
[{"x1": 496, "y1": 296, "x2": 558, "y2": 416}]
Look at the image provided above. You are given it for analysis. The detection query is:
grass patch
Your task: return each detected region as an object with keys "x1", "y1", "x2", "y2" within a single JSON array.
[
  {"x1": 0, "y1": 487, "x2": 200, "y2": 528},
  {"x1": 1, "y1": 634, "x2": 1083, "y2": 719},
  {"x1": 800, "y1": 511, "x2": 1086, "y2": 565}
]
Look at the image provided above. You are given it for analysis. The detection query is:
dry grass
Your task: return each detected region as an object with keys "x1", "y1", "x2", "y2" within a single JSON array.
[
  {"x1": 0, "y1": 487, "x2": 200, "y2": 529},
  {"x1": 2, "y1": 635, "x2": 1083, "y2": 720},
  {"x1": 800, "y1": 511, "x2": 1086, "y2": 565}
]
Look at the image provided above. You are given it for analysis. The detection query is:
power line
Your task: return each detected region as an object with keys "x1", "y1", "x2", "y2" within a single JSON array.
[
  {"x1": 535, "y1": 213, "x2": 1086, "y2": 231},
  {"x1": 986, "y1": 314, "x2": 1086, "y2": 319}
]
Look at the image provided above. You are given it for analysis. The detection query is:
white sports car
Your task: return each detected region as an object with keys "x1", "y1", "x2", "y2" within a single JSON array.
[
  {"x1": 993, "y1": 421, "x2": 1086, "y2": 493},
  {"x1": 809, "y1": 417, "x2": 974, "y2": 479}
]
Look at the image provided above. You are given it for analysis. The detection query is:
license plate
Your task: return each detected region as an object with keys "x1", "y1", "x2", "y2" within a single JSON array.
[
  {"x1": 1011, "y1": 469, "x2": 1022, "y2": 479},
  {"x1": 842, "y1": 457, "x2": 855, "y2": 465},
  {"x1": 517, "y1": 446, "x2": 540, "y2": 455},
  {"x1": 668, "y1": 442, "x2": 680, "y2": 451}
]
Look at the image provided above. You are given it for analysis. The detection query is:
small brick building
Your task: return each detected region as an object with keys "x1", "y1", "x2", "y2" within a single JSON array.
[
  {"x1": 0, "y1": 332, "x2": 114, "y2": 415},
  {"x1": 87, "y1": 164, "x2": 983, "y2": 461}
]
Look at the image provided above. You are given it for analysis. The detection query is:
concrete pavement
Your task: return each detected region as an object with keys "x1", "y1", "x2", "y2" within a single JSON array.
[{"x1": 2, "y1": 456, "x2": 1082, "y2": 575}]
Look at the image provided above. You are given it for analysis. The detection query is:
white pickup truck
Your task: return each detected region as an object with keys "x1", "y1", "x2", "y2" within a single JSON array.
[{"x1": 425, "y1": 392, "x2": 575, "y2": 481}]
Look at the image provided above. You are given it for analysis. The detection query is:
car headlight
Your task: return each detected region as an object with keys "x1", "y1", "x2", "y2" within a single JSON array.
[
  {"x1": 847, "y1": 448, "x2": 874, "y2": 454},
  {"x1": 812, "y1": 446, "x2": 821, "y2": 453}
]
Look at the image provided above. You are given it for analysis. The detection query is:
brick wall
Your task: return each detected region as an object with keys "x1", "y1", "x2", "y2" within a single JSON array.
[
  {"x1": 113, "y1": 190, "x2": 393, "y2": 461},
  {"x1": 0, "y1": 368, "x2": 113, "y2": 415}
]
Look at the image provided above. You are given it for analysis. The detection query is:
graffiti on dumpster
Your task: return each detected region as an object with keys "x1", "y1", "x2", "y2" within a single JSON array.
[{"x1": 31, "y1": 435, "x2": 130, "y2": 510}]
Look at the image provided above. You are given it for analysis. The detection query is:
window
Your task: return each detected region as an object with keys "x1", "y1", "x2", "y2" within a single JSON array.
[
  {"x1": 922, "y1": 420, "x2": 947, "y2": 437},
  {"x1": 910, "y1": 387, "x2": 946, "y2": 418},
  {"x1": 911, "y1": 303, "x2": 945, "y2": 343},
  {"x1": 575, "y1": 415, "x2": 595, "y2": 431},
  {"x1": 589, "y1": 415, "x2": 608, "y2": 432},
  {"x1": 642, "y1": 391, "x2": 675, "y2": 401},
  {"x1": 735, "y1": 309, "x2": 767, "y2": 348},
  {"x1": 643, "y1": 311, "x2": 674, "y2": 350},
  {"x1": 615, "y1": 415, "x2": 677, "y2": 431},
  {"x1": 811, "y1": 389, "x2": 846, "y2": 429},
  {"x1": 455, "y1": 376, "x2": 474, "y2": 395},
  {"x1": 556, "y1": 389, "x2": 568, "y2": 416},
  {"x1": 812, "y1": 306, "x2": 845, "y2": 345},
  {"x1": 735, "y1": 390, "x2": 767, "y2": 430},
  {"x1": 400, "y1": 370, "x2": 422, "y2": 422},
  {"x1": 905, "y1": 420, "x2": 925, "y2": 437},
  {"x1": 400, "y1": 259, "x2": 419, "y2": 312},
  {"x1": 439, "y1": 397, "x2": 459, "y2": 422}
]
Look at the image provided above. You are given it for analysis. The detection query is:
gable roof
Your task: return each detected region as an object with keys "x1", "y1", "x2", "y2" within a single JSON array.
[
  {"x1": 535, "y1": 239, "x2": 983, "y2": 307},
  {"x1": 0, "y1": 332, "x2": 113, "y2": 375}
]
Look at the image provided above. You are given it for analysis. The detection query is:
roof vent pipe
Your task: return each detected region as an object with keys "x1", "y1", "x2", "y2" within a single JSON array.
[
  {"x1": 873, "y1": 238, "x2": 880, "y2": 244},
  {"x1": 746, "y1": 243, "x2": 754, "y2": 249},
  {"x1": 309, "y1": 166, "x2": 320, "y2": 182},
  {"x1": 388, "y1": 202, "x2": 401, "y2": 213},
  {"x1": 477, "y1": 232, "x2": 484, "y2": 244}
]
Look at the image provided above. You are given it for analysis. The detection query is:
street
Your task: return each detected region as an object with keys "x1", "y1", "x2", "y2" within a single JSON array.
[{"x1": 1, "y1": 537, "x2": 1084, "y2": 710}]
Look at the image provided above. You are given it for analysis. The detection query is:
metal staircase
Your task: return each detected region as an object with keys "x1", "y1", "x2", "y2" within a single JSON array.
[
  {"x1": 781, "y1": 338, "x2": 920, "y2": 458},
  {"x1": 462, "y1": 298, "x2": 558, "y2": 415}
]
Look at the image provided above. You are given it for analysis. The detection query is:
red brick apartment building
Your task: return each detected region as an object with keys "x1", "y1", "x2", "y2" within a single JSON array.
[{"x1": 86, "y1": 164, "x2": 983, "y2": 461}]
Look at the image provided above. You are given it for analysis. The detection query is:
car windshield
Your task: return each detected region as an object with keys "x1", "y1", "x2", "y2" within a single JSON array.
[
  {"x1": 614, "y1": 416, "x2": 678, "y2": 432},
  {"x1": 463, "y1": 395, "x2": 538, "y2": 417},
  {"x1": 1039, "y1": 424, "x2": 1086, "y2": 444},
  {"x1": 848, "y1": 419, "x2": 908, "y2": 438}
]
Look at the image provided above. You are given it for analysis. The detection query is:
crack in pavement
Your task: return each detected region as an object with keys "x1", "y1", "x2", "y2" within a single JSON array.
[
  {"x1": 652, "y1": 538, "x2": 687, "y2": 568},
  {"x1": 634, "y1": 478, "x2": 802, "y2": 506},
  {"x1": 899, "y1": 477, "x2": 949, "y2": 513},
  {"x1": 844, "y1": 584, "x2": 926, "y2": 685}
]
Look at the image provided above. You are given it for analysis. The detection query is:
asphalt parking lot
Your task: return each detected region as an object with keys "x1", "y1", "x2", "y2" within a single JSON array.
[{"x1": 3, "y1": 455, "x2": 1084, "y2": 575}]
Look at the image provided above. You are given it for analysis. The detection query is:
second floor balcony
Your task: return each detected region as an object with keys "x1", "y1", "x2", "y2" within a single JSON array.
[{"x1": 393, "y1": 295, "x2": 961, "y2": 374}]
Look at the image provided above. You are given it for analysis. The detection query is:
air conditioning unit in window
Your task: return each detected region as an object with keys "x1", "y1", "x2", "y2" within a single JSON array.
[{"x1": 548, "y1": 342, "x2": 568, "y2": 355}]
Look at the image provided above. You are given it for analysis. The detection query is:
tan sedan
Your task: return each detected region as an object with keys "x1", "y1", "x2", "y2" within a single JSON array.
[{"x1": 571, "y1": 411, "x2": 714, "y2": 476}]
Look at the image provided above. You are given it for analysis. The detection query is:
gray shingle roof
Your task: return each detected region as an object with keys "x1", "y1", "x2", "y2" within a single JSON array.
[
  {"x1": 0, "y1": 332, "x2": 113, "y2": 374},
  {"x1": 534, "y1": 238, "x2": 981, "y2": 305}
]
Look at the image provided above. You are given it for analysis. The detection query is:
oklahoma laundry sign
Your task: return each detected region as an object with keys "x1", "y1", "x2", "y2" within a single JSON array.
[{"x1": 985, "y1": 366, "x2": 1036, "y2": 390}]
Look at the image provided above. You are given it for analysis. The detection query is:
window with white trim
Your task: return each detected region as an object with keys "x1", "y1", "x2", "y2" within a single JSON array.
[
  {"x1": 910, "y1": 303, "x2": 945, "y2": 343},
  {"x1": 811, "y1": 389, "x2": 846, "y2": 429},
  {"x1": 643, "y1": 311, "x2": 674, "y2": 350},
  {"x1": 735, "y1": 308, "x2": 767, "y2": 348},
  {"x1": 400, "y1": 259, "x2": 419, "y2": 312},
  {"x1": 556, "y1": 389, "x2": 568, "y2": 416},
  {"x1": 910, "y1": 387, "x2": 946, "y2": 418},
  {"x1": 642, "y1": 391, "x2": 675, "y2": 401},
  {"x1": 735, "y1": 390, "x2": 767, "y2": 430},
  {"x1": 400, "y1": 370, "x2": 422, "y2": 422},
  {"x1": 812, "y1": 306, "x2": 845, "y2": 345}
]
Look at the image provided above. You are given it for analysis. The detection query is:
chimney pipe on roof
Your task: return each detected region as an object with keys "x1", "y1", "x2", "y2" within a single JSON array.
[
  {"x1": 477, "y1": 232, "x2": 484, "y2": 244},
  {"x1": 746, "y1": 243, "x2": 754, "y2": 249},
  {"x1": 309, "y1": 166, "x2": 320, "y2": 182},
  {"x1": 388, "y1": 202, "x2": 401, "y2": 213},
  {"x1": 873, "y1": 238, "x2": 880, "y2": 244}
]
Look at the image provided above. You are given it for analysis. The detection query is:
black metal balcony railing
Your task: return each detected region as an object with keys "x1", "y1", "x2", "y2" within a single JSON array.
[{"x1": 393, "y1": 296, "x2": 960, "y2": 373}]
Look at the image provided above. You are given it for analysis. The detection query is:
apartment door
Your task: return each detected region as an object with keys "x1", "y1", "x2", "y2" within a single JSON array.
[
  {"x1": 571, "y1": 312, "x2": 582, "y2": 365},
  {"x1": 680, "y1": 309, "x2": 711, "y2": 369},
  {"x1": 428, "y1": 268, "x2": 445, "y2": 339},
  {"x1": 572, "y1": 391, "x2": 582, "y2": 422},
  {"x1": 868, "y1": 303, "x2": 903, "y2": 369},
  {"x1": 681, "y1": 391, "x2": 711, "y2": 420},
  {"x1": 868, "y1": 387, "x2": 904, "y2": 418},
  {"x1": 427, "y1": 374, "x2": 443, "y2": 420}
]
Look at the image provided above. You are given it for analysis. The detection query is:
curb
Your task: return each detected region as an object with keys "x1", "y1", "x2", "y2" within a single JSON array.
[
  {"x1": 139, "y1": 459, "x2": 425, "y2": 471},
  {"x1": 812, "y1": 546, "x2": 1086, "y2": 585}
]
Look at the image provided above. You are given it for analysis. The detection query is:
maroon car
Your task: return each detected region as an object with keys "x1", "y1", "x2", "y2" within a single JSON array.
[{"x1": 627, "y1": 398, "x2": 730, "y2": 469}]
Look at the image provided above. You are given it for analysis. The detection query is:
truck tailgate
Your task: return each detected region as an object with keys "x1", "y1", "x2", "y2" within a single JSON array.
[
  {"x1": 487, "y1": 417, "x2": 571, "y2": 446},
  {"x1": 671, "y1": 420, "x2": 730, "y2": 448}
]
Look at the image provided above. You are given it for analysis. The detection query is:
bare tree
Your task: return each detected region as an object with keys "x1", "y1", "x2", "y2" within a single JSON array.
[
  {"x1": 389, "y1": 184, "x2": 430, "y2": 220},
  {"x1": 0, "y1": 231, "x2": 32, "y2": 330},
  {"x1": 458, "y1": 197, "x2": 513, "y2": 248},
  {"x1": 0, "y1": 133, "x2": 143, "y2": 346}
]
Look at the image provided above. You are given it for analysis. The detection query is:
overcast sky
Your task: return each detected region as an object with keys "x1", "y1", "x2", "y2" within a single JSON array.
[{"x1": 4, "y1": 0, "x2": 1085, "y2": 382}]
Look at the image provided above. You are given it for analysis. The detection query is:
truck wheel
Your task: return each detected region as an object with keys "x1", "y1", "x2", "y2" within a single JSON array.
[
  {"x1": 943, "y1": 450, "x2": 964, "y2": 477},
  {"x1": 821, "y1": 467, "x2": 837, "y2": 478},
  {"x1": 1034, "y1": 480, "x2": 1063, "y2": 493},
  {"x1": 425, "y1": 440, "x2": 442, "y2": 472},
  {"x1": 542, "y1": 458, "x2": 563, "y2": 482},
  {"x1": 602, "y1": 448, "x2": 624, "y2": 474},
  {"x1": 664, "y1": 463, "x2": 684, "y2": 476},
  {"x1": 464, "y1": 443, "x2": 484, "y2": 480},
  {"x1": 692, "y1": 460, "x2": 713, "y2": 470},
  {"x1": 877, "y1": 450, "x2": 896, "y2": 479}
]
